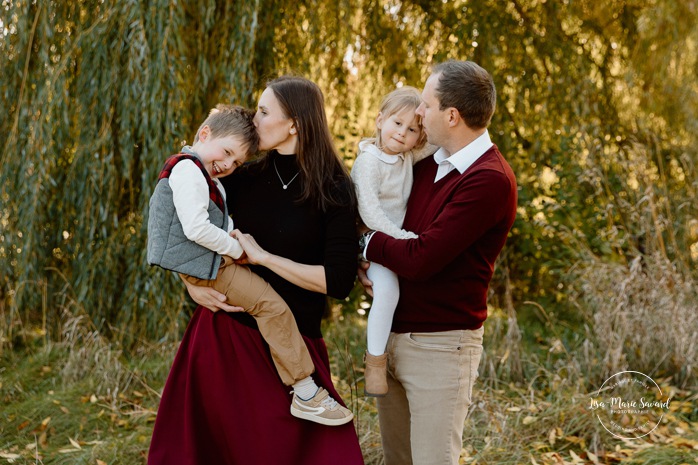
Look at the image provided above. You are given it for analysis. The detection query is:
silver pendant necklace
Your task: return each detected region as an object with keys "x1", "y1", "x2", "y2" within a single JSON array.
[{"x1": 273, "y1": 159, "x2": 300, "y2": 190}]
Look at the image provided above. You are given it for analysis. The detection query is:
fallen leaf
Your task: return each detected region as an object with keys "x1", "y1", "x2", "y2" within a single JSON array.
[
  {"x1": 97, "y1": 460, "x2": 108, "y2": 465},
  {"x1": 548, "y1": 338, "x2": 564, "y2": 354},
  {"x1": 506, "y1": 407, "x2": 522, "y2": 412},
  {"x1": 541, "y1": 452, "x2": 565, "y2": 465},
  {"x1": 586, "y1": 450, "x2": 601, "y2": 465},
  {"x1": 523, "y1": 415, "x2": 537, "y2": 425},
  {"x1": 671, "y1": 438, "x2": 698, "y2": 449},
  {"x1": 68, "y1": 438, "x2": 81, "y2": 450}
]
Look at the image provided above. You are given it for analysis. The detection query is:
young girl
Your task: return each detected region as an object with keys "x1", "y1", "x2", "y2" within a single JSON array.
[{"x1": 351, "y1": 86, "x2": 435, "y2": 396}]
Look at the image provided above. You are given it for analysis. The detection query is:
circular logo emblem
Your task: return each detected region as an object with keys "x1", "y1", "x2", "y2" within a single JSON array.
[{"x1": 588, "y1": 371, "x2": 671, "y2": 439}]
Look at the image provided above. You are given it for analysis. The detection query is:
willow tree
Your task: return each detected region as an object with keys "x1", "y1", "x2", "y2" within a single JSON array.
[
  {"x1": 1, "y1": 0, "x2": 264, "y2": 344},
  {"x1": 2, "y1": 0, "x2": 696, "y2": 348}
]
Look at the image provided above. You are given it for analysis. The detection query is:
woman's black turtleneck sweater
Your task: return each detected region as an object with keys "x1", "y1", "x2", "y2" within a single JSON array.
[{"x1": 220, "y1": 151, "x2": 357, "y2": 338}]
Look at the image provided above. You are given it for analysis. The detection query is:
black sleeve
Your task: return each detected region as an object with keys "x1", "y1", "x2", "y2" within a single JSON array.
[{"x1": 323, "y1": 179, "x2": 358, "y2": 299}]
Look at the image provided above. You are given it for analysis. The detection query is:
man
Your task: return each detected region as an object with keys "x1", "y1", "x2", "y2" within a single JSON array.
[{"x1": 359, "y1": 60, "x2": 517, "y2": 465}]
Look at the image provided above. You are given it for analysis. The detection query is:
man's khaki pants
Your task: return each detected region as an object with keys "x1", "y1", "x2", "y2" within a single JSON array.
[
  {"x1": 184, "y1": 257, "x2": 314, "y2": 386},
  {"x1": 376, "y1": 327, "x2": 484, "y2": 465}
]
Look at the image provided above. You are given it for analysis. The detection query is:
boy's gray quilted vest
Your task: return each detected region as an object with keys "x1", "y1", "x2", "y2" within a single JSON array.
[{"x1": 147, "y1": 156, "x2": 229, "y2": 280}]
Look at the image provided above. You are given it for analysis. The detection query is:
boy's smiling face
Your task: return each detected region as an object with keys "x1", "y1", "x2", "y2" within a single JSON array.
[{"x1": 194, "y1": 125, "x2": 249, "y2": 178}]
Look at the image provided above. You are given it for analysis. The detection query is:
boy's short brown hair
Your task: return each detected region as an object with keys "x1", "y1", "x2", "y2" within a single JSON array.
[{"x1": 194, "y1": 104, "x2": 259, "y2": 156}]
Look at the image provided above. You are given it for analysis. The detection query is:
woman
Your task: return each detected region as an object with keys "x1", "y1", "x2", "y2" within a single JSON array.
[{"x1": 147, "y1": 76, "x2": 364, "y2": 464}]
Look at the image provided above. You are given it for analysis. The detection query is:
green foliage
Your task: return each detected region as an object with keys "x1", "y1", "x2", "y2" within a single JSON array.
[{"x1": 1, "y1": 0, "x2": 697, "y2": 351}]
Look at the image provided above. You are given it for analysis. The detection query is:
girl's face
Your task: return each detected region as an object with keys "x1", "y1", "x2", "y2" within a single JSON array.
[
  {"x1": 376, "y1": 107, "x2": 422, "y2": 155},
  {"x1": 253, "y1": 87, "x2": 298, "y2": 154}
]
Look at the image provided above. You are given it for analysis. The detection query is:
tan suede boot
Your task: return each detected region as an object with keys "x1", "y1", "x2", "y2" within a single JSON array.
[{"x1": 364, "y1": 351, "x2": 388, "y2": 397}]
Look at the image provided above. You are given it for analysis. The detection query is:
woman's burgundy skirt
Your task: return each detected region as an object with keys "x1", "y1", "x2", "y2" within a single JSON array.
[{"x1": 148, "y1": 307, "x2": 365, "y2": 465}]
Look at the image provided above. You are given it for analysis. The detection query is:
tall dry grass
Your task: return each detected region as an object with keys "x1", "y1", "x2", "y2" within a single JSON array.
[
  {"x1": 60, "y1": 309, "x2": 131, "y2": 399},
  {"x1": 570, "y1": 253, "x2": 698, "y2": 388}
]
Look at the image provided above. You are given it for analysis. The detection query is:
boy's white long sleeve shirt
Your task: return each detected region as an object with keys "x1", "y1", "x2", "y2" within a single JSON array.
[{"x1": 168, "y1": 159, "x2": 244, "y2": 259}]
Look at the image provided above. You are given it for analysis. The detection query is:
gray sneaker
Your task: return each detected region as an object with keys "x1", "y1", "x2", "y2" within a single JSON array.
[{"x1": 290, "y1": 387, "x2": 354, "y2": 426}]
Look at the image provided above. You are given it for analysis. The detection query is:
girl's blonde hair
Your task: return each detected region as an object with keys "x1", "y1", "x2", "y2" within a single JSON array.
[{"x1": 372, "y1": 86, "x2": 427, "y2": 151}]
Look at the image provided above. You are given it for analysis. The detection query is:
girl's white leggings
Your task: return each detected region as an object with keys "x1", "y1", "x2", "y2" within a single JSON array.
[{"x1": 366, "y1": 261, "x2": 399, "y2": 356}]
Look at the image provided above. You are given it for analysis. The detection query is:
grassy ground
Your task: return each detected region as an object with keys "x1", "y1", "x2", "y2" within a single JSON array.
[{"x1": 1, "y1": 309, "x2": 697, "y2": 465}]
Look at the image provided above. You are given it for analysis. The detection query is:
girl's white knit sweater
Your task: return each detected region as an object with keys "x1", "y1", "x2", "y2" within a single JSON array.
[{"x1": 351, "y1": 140, "x2": 436, "y2": 239}]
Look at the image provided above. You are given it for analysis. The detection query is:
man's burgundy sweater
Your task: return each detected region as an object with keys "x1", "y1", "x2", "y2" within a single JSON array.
[{"x1": 366, "y1": 145, "x2": 517, "y2": 333}]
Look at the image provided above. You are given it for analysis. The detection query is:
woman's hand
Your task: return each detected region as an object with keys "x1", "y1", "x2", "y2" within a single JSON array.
[
  {"x1": 231, "y1": 230, "x2": 327, "y2": 294},
  {"x1": 357, "y1": 260, "x2": 373, "y2": 297},
  {"x1": 233, "y1": 230, "x2": 271, "y2": 266},
  {"x1": 180, "y1": 275, "x2": 245, "y2": 313}
]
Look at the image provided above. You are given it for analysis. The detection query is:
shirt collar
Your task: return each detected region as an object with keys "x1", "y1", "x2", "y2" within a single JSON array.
[
  {"x1": 181, "y1": 145, "x2": 202, "y2": 160},
  {"x1": 432, "y1": 130, "x2": 493, "y2": 174},
  {"x1": 359, "y1": 140, "x2": 405, "y2": 164}
]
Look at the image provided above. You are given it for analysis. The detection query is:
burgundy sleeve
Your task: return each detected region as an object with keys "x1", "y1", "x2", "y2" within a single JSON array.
[{"x1": 366, "y1": 169, "x2": 514, "y2": 281}]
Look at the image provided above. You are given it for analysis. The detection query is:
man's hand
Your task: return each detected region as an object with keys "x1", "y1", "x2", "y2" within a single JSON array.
[{"x1": 357, "y1": 260, "x2": 373, "y2": 297}]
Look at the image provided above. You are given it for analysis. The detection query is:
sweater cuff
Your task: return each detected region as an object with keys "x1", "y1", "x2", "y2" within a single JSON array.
[
  {"x1": 359, "y1": 230, "x2": 376, "y2": 261},
  {"x1": 364, "y1": 231, "x2": 386, "y2": 262}
]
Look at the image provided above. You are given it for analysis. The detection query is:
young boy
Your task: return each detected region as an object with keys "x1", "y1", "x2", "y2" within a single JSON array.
[{"x1": 147, "y1": 104, "x2": 353, "y2": 426}]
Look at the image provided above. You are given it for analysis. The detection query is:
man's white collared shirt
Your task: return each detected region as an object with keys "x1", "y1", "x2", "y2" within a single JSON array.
[{"x1": 433, "y1": 130, "x2": 493, "y2": 182}]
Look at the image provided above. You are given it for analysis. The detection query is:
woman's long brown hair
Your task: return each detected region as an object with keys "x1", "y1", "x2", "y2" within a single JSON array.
[{"x1": 265, "y1": 75, "x2": 356, "y2": 212}]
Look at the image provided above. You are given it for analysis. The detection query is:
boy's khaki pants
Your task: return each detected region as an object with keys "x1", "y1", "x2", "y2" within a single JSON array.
[{"x1": 184, "y1": 257, "x2": 314, "y2": 386}]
